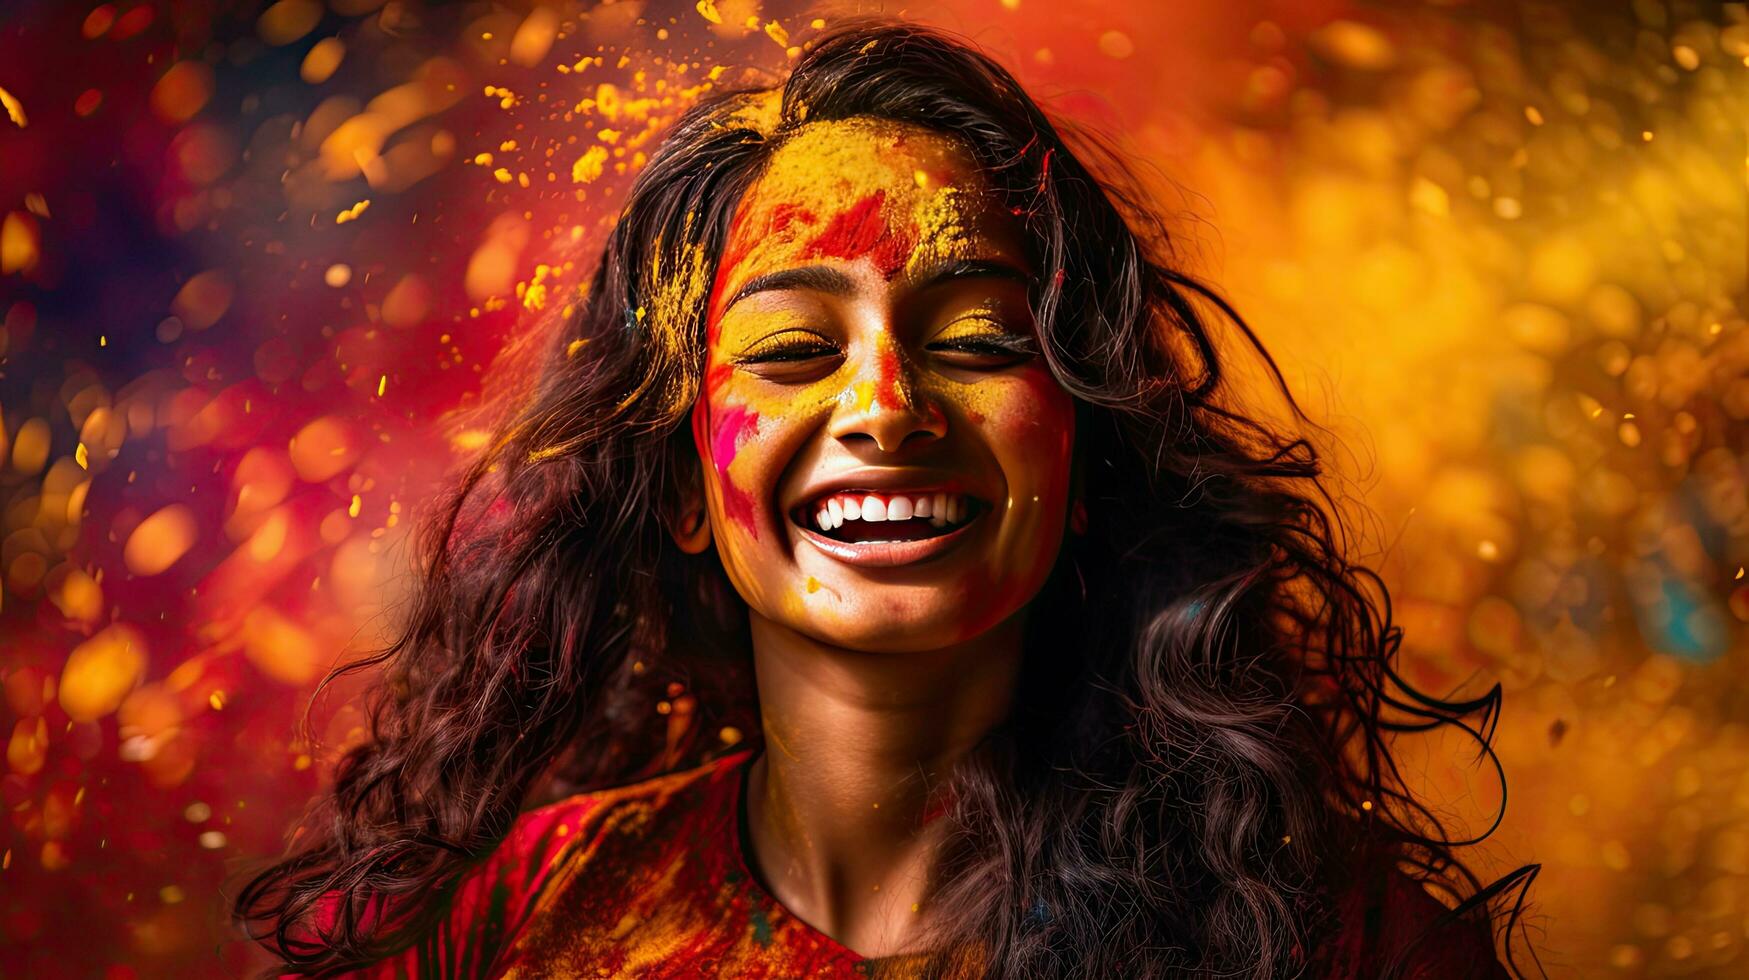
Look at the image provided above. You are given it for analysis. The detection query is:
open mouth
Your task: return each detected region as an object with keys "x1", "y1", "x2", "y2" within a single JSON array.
[{"x1": 789, "y1": 490, "x2": 983, "y2": 543}]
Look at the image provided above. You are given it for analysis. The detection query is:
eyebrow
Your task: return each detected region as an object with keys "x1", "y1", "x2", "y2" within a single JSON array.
[
  {"x1": 723, "y1": 266, "x2": 855, "y2": 313},
  {"x1": 909, "y1": 257, "x2": 1031, "y2": 291},
  {"x1": 720, "y1": 258, "x2": 1031, "y2": 315}
]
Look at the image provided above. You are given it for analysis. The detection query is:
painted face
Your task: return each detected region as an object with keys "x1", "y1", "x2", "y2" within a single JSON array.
[{"x1": 689, "y1": 117, "x2": 1076, "y2": 653}]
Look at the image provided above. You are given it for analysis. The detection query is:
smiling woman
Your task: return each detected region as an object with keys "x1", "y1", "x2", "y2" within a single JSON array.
[
  {"x1": 694, "y1": 116, "x2": 1075, "y2": 655},
  {"x1": 237, "y1": 20, "x2": 1534, "y2": 980}
]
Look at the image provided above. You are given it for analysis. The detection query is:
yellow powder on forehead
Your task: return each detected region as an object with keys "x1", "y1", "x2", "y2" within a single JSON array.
[
  {"x1": 904, "y1": 182, "x2": 973, "y2": 278},
  {"x1": 720, "y1": 116, "x2": 993, "y2": 295}
]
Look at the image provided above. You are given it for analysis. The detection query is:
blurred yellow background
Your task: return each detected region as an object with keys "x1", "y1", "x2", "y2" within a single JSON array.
[{"x1": 0, "y1": 1, "x2": 1743, "y2": 975}]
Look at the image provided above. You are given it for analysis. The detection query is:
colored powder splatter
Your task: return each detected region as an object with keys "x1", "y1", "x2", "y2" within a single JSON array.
[
  {"x1": 799, "y1": 190, "x2": 911, "y2": 279},
  {"x1": 875, "y1": 341, "x2": 903, "y2": 411},
  {"x1": 724, "y1": 88, "x2": 783, "y2": 136},
  {"x1": 850, "y1": 380, "x2": 875, "y2": 412},
  {"x1": 710, "y1": 403, "x2": 761, "y2": 536},
  {"x1": 640, "y1": 216, "x2": 714, "y2": 413},
  {"x1": 902, "y1": 185, "x2": 973, "y2": 278},
  {"x1": 706, "y1": 117, "x2": 986, "y2": 324}
]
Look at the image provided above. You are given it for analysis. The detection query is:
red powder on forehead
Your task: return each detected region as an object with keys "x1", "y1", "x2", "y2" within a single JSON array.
[
  {"x1": 707, "y1": 209, "x2": 757, "y2": 339},
  {"x1": 801, "y1": 190, "x2": 913, "y2": 280},
  {"x1": 767, "y1": 202, "x2": 816, "y2": 233},
  {"x1": 706, "y1": 201, "x2": 822, "y2": 337},
  {"x1": 707, "y1": 187, "x2": 922, "y2": 335}
]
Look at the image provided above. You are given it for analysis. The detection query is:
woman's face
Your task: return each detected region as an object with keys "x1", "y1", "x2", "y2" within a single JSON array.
[{"x1": 690, "y1": 117, "x2": 1075, "y2": 653}]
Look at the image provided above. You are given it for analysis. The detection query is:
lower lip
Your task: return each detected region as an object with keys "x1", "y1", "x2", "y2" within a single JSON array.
[{"x1": 793, "y1": 516, "x2": 980, "y2": 568}]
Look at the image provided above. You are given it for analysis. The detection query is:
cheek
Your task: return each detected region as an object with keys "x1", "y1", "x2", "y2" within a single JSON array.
[
  {"x1": 695, "y1": 368, "x2": 845, "y2": 544},
  {"x1": 712, "y1": 406, "x2": 763, "y2": 536},
  {"x1": 980, "y1": 367, "x2": 1077, "y2": 496},
  {"x1": 693, "y1": 368, "x2": 763, "y2": 539},
  {"x1": 948, "y1": 370, "x2": 1075, "y2": 642}
]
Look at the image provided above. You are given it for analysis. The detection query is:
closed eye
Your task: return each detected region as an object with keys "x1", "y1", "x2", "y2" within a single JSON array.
[
  {"x1": 733, "y1": 331, "x2": 842, "y2": 365},
  {"x1": 736, "y1": 343, "x2": 840, "y2": 364},
  {"x1": 927, "y1": 331, "x2": 1037, "y2": 366},
  {"x1": 731, "y1": 331, "x2": 844, "y2": 383}
]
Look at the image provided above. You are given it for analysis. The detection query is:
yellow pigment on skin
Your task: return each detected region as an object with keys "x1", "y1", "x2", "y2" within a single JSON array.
[
  {"x1": 710, "y1": 117, "x2": 990, "y2": 321},
  {"x1": 689, "y1": 115, "x2": 1048, "y2": 640},
  {"x1": 903, "y1": 184, "x2": 975, "y2": 279}
]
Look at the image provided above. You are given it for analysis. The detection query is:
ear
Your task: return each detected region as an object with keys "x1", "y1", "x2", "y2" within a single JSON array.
[
  {"x1": 672, "y1": 503, "x2": 713, "y2": 554},
  {"x1": 668, "y1": 430, "x2": 714, "y2": 555}
]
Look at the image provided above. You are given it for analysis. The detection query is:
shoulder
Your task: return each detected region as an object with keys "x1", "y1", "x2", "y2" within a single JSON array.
[
  {"x1": 324, "y1": 751, "x2": 751, "y2": 979},
  {"x1": 490, "y1": 749, "x2": 744, "y2": 874},
  {"x1": 1316, "y1": 865, "x2": 1508, "y2": 980}
]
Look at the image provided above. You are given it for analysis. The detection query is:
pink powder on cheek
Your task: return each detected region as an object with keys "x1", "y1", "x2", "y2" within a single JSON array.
[{"x1": 709, "y1": 402, "x2": 762, "y2": 537}]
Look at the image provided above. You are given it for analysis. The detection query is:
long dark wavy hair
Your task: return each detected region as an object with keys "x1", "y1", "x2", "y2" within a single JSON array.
[{"x1": 237, "y1": 21, "x2": 1537, "y2": 979}]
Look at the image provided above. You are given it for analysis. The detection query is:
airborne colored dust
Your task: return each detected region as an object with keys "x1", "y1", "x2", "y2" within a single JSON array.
[{"x1": 0, "y1": 1, "x2": 1745, "y2": 977}]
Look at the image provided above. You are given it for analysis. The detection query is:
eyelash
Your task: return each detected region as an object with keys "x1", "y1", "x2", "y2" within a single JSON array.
[
  {"x1": 734, "y1": 332, "x2": 1037, "y2": 365},
  {"x1": 932, "y1": 333, "x2": 1037, "y2": 358},
  {"x1": 734, "y1": 337, "x2": 838, "y2": 364}
]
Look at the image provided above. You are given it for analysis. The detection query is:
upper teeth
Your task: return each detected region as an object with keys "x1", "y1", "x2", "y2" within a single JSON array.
[{"x1": 812, "y1": 492, "x2": 969, "y2": 532}]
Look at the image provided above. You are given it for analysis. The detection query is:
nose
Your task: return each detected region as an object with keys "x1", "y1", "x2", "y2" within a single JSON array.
[{"x1": 827, "y1": 339, "x2": 947, "y2": 454}]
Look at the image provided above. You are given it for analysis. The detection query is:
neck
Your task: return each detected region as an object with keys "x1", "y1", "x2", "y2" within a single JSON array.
[{"x1": 742, "y1": 610, "x2": 1025, "y2": 958}]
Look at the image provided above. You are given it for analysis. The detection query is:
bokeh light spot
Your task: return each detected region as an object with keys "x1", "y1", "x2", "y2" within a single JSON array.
[
  {"x1": 123, "y1": 504, "x2": 197, "y2": 576},
  {"x1": 58, "y1": 625, "x2": 149, "y2": 723}
]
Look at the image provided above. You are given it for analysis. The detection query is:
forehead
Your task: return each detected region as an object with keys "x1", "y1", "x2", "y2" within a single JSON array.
[
  {"x1": 711, "y1": 117, "x2": 1018, "y2": 311},
  {"x1": 751, "y1": 116, "x2": 983, "y2": 204}
]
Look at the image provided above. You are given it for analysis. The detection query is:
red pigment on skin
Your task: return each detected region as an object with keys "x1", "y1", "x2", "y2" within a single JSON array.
[
  {"x1": 870, "y1": 343, "x2": 946, "y2": 435},
  {"x1": 708, "y1": 208, "x2": 758, "y2": 336},
  {"x1": 709, "y1": 403, "x2": 762, "y2": 537},
  {"x1": 951, "y1": 564, "x2": 1014, "y2": 645},
  {"x1": 1015, "y1": 365, "x2": 1075, "y2": 436},
  {"x1": 706, "y1": 202, "x2": 819, "y2": 335},
  {"x1": 801, "y1": 191, "x2": 913, "y2": 280},
  {"x1": 767, "y1": 202, "x2": 816, "y2": 234},
  {"x1": 876, "y1": 344, "x2": 901, "y2": 409},
  {"x1": 704, "y1": 361, "x2": 734, "y2": 398}
]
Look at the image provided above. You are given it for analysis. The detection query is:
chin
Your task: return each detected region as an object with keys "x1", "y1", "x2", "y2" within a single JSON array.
[
  {"x1": 793, "y1": 604, "x2": 992, "y2": 655},
  {"x1": 800, "y1": 585, "x2": 1026, "y2": 654}
]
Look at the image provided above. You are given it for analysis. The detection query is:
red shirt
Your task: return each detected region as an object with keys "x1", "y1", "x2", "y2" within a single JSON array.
[{"x1": 331, "y1": 750, "x2": 1506, "y2": 978}]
